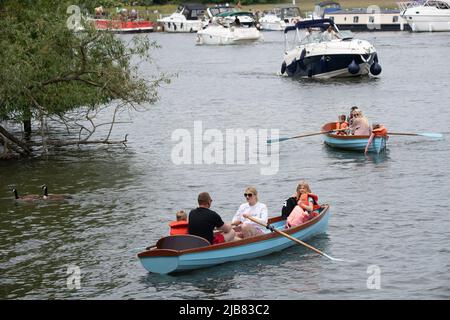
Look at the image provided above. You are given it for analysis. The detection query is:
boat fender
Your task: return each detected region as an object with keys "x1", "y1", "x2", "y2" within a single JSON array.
[
  {"x1": 281, "y1": 61, "x2": 287, "y2": 75},
  {"x1": 370, "y1": 54, "x2": 382, "y2": 75},
  {"x1": 181, "y1": 23, "x2": 183, "y2": 29},
  {"x1": 299, "y1": 48, "x2": 306, "y2": 61},
  {"x1": 174, "y1": 23, "x2": 177, "y2": 31},
  {"x1": 348, "y1": 59, "x2": 360, "y2": 75},
  {"x1": 168, "y1": 22, "x2": 171, "y2": 29}
]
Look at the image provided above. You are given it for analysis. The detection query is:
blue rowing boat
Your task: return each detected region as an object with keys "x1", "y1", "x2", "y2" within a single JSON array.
[
  {"x1": 322, "y1": 122, "x2": 388, "y2": 153},
  {"x1": 138, "y1": 205, "x2": 331, "y2": 274}
]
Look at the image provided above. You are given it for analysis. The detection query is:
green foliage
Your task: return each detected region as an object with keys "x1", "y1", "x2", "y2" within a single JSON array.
[{"x1": 0, "y1": 0, "x2": 168, "y2": 124}]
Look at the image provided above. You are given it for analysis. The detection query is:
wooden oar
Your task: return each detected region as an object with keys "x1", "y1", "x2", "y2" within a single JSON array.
[
  {"x1": 243, "y1": 215, "x2": 348, "y2": 262},
  {"x1": 267, "y1": 128, "x2": 347, "y2": 144},
  {"x1": 389, "y1": 132, "x2": 443, "y2": 138}
]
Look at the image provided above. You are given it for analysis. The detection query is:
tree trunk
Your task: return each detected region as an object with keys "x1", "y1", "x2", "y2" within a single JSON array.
[{"x1": 23, "y1": 119, "x2": 32, "y2": 140}]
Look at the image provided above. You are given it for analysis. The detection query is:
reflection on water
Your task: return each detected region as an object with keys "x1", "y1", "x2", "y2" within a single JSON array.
[{"x1": 322, "y1": 144, "x2": 390, "y2": 165}]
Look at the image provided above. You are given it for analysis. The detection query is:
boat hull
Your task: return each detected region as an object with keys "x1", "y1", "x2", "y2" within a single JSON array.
[
  {"x1": 138, "y1": 206, "x2": 330, "y2": 274},
  {"x1": 197, "y1": 26, "x2": 261, "y2": 45},
  {"x1": 321, "y1": 122, "x2": 388, "y2": 153},
  {"x1": 285, "y1": 52, "x2": 375, "y2": 79},
  {"x1": 92, "y1": 19, "x2": 154, "y2": 33}
]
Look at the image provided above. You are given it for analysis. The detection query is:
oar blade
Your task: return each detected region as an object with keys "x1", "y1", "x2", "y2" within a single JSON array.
[
  {"x1": 419, "y1": 132, "x2": 443, "y2": 138},
  {"x1": 267, "y1": 137, "x2": 290, "y2": 144}
]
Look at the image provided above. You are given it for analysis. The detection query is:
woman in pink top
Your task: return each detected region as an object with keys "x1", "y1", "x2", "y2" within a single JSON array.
[{"x1": 350, "y1": 111, "x2": 371, "y2": 136}]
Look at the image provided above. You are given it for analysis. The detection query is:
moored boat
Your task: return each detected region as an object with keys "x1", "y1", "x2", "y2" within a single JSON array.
[
  {"x1": 93, "y1": 19, "x2": 154, "y2": 33},
  {"x1": 197, "y1": 12, "x2": 261, "y2": 45},
  {"x1": 399, "y1": 0, "x2": 450, "y2": 32},
  {"x1": 157, "y1": 3, "x2": 206, "y2": 33},
  {"x1": 322, "y1": 122, "x2": 388, "y2": 153},
  {"x1": 138, "y1": 205, "x2": 330, "y2": 274}
]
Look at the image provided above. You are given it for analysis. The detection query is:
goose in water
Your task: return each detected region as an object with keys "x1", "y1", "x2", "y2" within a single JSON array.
[
  {"x1": 12, "y1": 188, "x2": 42, "y2": 202},
  {"x1": 41, "y1": 185, "x2": 73, "y2": 200}
]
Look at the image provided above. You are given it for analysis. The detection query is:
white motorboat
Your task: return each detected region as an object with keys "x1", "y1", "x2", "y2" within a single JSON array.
[
  {"x1": 158, "y1": 3, "x2": 206, "y2": 33},
  {"x1": 281, "y1": 19, "x2": 382, "y2": 79},
  {"x1": 259, "y1": 6, "x2": 302, "y2": 31},
  {"x1": 197, "y1": 12, "x2": 261, "y2": 45},
  {"x1": 399, "y1": 0, "x2": 450, "y2": 31}
]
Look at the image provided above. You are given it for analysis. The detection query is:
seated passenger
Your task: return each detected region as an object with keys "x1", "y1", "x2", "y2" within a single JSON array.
[
  {"x1": 169, "y1": 210, "x2": 189, "y2": 235},
  {"x1": 322, "y1": 25, "x2": 340, "y2": 41},
  {"x1": 286, "y1": 181, "x2": 321, "y2": 229},
  {"x1": 232, "y1": 186, "x2": 268, "y2": 239},
  {"x1": 335, "y1": 114, "x2": 349, "y2": 135},
  {"x1": 188, "y1": 192, "x2": 235, "y2": 245},
  {"x1": 350, "y1": 111, "x2": 371, "y2": 136}
]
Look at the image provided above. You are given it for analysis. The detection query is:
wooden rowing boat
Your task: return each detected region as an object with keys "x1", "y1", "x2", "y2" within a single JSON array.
[
  {"x1": 137, "y1": 205, "x2": 330, "y2": 274},
  {"x1": 322, "y1": 122, "x2": 388, "y2": 153}
]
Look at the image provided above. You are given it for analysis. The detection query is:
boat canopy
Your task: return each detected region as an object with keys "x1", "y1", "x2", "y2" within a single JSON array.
[
  {"x1": 284, "y1": 18, "x2": 335, "y2": 33},
  {"x1": 318, "y1": 1, "x2": 341, "y2": 8},
  {"x1": 216, "y1": 11, "x2": 254, "y2": 18},
  {"x1": 181, "y1": 3, "x2": 207, "y2": 10}
]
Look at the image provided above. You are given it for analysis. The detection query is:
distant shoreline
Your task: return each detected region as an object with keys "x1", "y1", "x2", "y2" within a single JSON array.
[{"x1": 101, "y1": 1, "x2": 400, "y2": 23}]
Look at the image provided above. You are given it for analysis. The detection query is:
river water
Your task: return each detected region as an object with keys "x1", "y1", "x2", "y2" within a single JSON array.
[{"x1": 1, "y1": 31, "x2": 449, "y2": 300}]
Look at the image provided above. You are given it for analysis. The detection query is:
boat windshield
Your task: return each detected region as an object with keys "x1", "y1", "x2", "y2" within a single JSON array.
[
  {"x1": 425, "y1": 1, "x2": 450, "y2": 9},
  {"x1": 281, "y1": 7, "x2": 301, "y2": 18},
  {"x1": 297, "y1": 29, "x2": 353, "y2": 45},
  {"x1": 209, "y1": 7, "x2": 235, "y2": 16}
]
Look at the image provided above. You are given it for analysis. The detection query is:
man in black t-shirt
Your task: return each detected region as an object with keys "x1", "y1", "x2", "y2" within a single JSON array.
[{"x1": 188, "y1": 192, "x2": 235, "y2": 244}]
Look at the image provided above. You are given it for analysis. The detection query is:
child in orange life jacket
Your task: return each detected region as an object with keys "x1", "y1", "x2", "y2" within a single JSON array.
[
  {"x1": 336, "y1": 114, "x2": 349, "y2": 135},
  {"x1": 169, "y1": 210, "x2": 189, "y2": 235},
  {"x1": 286, "y1": 182, "x2": 320, "y2": 228},
  {"x1": 365, "y1": 123, "x2": 388, "y2": 154}
]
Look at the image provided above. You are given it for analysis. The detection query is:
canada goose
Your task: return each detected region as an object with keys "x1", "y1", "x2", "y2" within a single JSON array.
[
  {"x1": 41, "y1": 185, "x2": 73, "y2": 200},
  {"x1": 12, "y1": 188, "x2": 42, "y2": 202}
]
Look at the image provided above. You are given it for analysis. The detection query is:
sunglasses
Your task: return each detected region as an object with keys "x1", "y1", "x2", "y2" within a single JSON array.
[{"x1": 244, "y1": 193, "x2": 253, "y2": 198}]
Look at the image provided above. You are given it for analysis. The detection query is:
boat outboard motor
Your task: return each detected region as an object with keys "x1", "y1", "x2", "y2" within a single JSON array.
[
  {"x1": 348, "y1": 59, "x2": 360, "y2": 75},
  {"x1": 370, "y1": 54, "x2": 382, "y2": 76}
]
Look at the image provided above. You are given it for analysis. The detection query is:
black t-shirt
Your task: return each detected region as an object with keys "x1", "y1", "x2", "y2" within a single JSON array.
[
  {"x1": 188, "y1": 207, "x2": 225, "y2": 244},
  {"x1": 281, "y1": 197, "x2": 297, "y2": 219}
]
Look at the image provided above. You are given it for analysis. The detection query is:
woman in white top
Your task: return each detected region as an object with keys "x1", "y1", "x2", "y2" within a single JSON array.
[{"x1": 232, "y1": 186, "x2": 268, "y2": 239}]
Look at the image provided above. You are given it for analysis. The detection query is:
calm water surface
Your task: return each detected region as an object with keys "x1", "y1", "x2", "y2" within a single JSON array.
[{"x1": 1, "y1": 31, "x2": 449, "y2": 299}]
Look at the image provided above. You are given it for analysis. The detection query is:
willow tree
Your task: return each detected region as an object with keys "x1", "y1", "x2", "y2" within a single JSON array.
[{"x1": 0, "y1": 0, "x2": 169, "y2": 158}]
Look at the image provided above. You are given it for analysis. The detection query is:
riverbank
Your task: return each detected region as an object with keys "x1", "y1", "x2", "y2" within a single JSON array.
[{"x1": 103, "y1": 1, "x2": 400, "y2": 22}]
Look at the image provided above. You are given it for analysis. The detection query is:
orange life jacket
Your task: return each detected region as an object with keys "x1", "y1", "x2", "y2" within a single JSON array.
[
  {"x1": 335, "y1": 121, "x2": 349, "y2": 130},
  {"x1": 372, "y1": 126, "x2": 388, "y2": 136},
  {"x1": 169, "y1": 220, "x2": 189, "y2": 235},
  {"x1": 299, "y1": 193, "x2": 321, "y2": 211}
]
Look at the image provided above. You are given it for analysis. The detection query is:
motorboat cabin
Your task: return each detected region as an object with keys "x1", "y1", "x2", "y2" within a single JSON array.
[{"x1": 158, "y1": 3, "x2": 206, "y2": 33}]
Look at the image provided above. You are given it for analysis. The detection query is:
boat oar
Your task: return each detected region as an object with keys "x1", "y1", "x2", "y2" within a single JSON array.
[
  {"x1": 267, "y1": 128, "x2": 347, "y2": 144},
  {"x1": 389, "y1": 132, "x2": 443, "y2": 138},
  {"x1": 243, "y1": 215, "x2": 348, "y2": 262}
]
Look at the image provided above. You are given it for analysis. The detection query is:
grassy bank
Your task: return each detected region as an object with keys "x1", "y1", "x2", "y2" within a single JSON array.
[{"x1": 105, "y1": 1, "x2": 400, "y2": 22}]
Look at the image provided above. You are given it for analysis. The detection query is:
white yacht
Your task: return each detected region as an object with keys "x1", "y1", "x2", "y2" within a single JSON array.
[
  {"x1": 399, "y1": 0, "x2": 450, "y2": 31},
  {"x1": 196, "y1": 12, "x2": 261, "y2": 45},
  {"x1": 281, "y1": 19, "x2": 382, "y2": 79},
  {"x1": 158, "y1": 3, "x2": 206, "y2": 33},
  {"x1": 259, "y1": 6, "x2": 302, "y2": 31}
]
